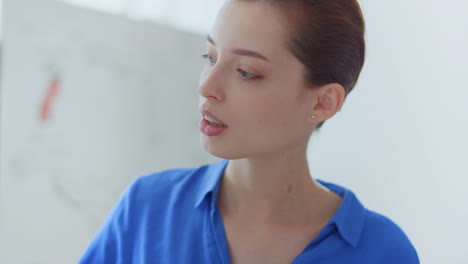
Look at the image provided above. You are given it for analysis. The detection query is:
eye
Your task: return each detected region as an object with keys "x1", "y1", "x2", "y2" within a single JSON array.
[
  {"x1": 237, "y1": 69, "x2": 260, "y2": 80},
  {"x1": 201, "y1": 54, "x2": 216, "y2": 64}
]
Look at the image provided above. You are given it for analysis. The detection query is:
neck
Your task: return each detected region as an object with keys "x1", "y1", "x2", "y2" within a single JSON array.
[{"x1": 218, "y1": 149, "x2": 329, "y2": 226}]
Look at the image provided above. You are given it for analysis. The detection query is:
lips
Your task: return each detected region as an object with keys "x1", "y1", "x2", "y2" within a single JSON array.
[
  {"x1": 199, "y1": 107, "x2": 228, "y2": 136},
  {"x1": 200, "y1": 108, "x2": 227, "y2": 127}
]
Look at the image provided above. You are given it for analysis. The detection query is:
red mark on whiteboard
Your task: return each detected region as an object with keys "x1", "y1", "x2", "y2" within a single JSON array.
[{"x1": 40, "y1": 77, "x2": 60, "y2": 122}]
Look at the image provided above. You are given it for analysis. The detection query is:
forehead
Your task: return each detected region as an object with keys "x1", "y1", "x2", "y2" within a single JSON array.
[{"x1": 210, "y1": 0, "x2": 289, "y2": 63}]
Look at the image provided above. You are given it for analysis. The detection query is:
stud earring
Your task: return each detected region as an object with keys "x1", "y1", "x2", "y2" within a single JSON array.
[{"x1": 312, "y1": 115, "x2": 316, "y2": 119}]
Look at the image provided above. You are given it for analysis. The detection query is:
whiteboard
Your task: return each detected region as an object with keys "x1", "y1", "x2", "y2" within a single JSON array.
[{"x1": 0, "y1": 0, "x2": 217, "y2": 263}]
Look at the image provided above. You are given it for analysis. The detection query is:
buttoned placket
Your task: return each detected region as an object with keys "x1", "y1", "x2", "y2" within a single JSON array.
[{"x1": 209, "y1": 193, "x2": 232, "y2": 264}]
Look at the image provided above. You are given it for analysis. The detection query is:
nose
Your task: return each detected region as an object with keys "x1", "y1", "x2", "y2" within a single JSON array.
[{"x1": 197, "y1": 65, "x2": 225, "y2": 102}]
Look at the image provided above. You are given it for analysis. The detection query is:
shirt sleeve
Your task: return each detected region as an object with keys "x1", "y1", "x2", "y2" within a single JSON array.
[
  {"x1": 77, "y1": 178, "x2": 140, "y2": 264},
  {"x1": 382, "y1": 235, "x2": 420, "y2": 264}
]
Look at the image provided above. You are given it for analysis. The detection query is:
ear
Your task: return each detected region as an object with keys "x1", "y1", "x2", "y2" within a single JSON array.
[{"x1": 308, "y1": 83, "x2": 345, "y2": 123}]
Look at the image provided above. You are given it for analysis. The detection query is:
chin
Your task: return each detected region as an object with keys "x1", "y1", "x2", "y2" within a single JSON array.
[{"x1": 200, "y1": 134, "x2": 247, "y2": 160}]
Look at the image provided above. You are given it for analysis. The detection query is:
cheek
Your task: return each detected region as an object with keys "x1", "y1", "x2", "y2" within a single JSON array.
[{"x1": 239, "y1": 94, "x2": 298, "y2": 130}]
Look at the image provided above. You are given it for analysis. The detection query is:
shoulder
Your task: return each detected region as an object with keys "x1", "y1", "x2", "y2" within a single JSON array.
[
  {"x1": 135, "y1": 164, "x2": 209, "y2": 188},
  {"x1": 360, "y1": 209, "x2": 420, "y2": 263},
  {"x1": 78, "y1": 161, "x2": 222, "y2": 263},
  {"x1": 127, "y1": 162, "x2": 212, "y2": 202}
]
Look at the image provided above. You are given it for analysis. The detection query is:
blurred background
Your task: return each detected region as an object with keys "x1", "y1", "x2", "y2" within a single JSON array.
[{"x1": 0, "y1": 0, "x2": 467, "y2": 263}]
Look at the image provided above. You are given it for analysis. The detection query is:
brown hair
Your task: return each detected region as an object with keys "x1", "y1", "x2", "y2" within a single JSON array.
[{"x1": 239, "y1": 0, "x2": 366, "y2": 130}]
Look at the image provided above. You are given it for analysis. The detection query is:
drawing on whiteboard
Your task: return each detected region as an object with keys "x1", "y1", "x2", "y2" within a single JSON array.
[{"x1": 40, "y1": 76, "x2": 61, "y2": 123}]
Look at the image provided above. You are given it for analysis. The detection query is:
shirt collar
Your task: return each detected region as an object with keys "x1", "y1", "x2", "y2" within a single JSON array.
[
  {"x1": 194, "y1": 160, "x2": 366, "y2": 248},
  {"x1": 194, "y1": 159, "x2": 229, "y2": 208},
  {"x1": 317, "y1": 179, "x2": 367, "y2": 248}
]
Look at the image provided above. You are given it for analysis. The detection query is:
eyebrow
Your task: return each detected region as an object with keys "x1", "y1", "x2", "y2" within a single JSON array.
[{"x1": 206, "y1": 35, "x2": 270, "y2": 63}]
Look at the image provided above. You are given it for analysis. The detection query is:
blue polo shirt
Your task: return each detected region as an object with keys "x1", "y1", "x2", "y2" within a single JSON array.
[{"x1": 79, "y1": 159, "x2": 419, "y2": 263}]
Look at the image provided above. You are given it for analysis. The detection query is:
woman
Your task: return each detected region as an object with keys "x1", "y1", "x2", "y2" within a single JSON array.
[{"x1": 80, "y1": 0, "x2": 419, "y2": 263}]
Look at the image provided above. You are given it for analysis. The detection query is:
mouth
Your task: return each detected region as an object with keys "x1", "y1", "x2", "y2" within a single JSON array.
[
  {"x1": 200, "y1": 109, "x2": 228, "y2": 128},
  {"x1": 203, "y1": 115, "x2": 228, "y2": 128},
  {"x1": 199, "y1": 109, "x2": 228, "y2": 137}
]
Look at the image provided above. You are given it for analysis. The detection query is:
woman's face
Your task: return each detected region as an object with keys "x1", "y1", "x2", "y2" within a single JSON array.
[{"x1": 198, "y1": 0, "x2": 316, "y2": 160}]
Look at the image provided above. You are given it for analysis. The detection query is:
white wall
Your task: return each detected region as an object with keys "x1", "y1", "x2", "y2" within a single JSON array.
[
  {"x1": 0, "y1": 0, "x2": 3, "y2": 40},
  {"x1": 60, "y1": 0, "x2": 223, "y2": 35}
]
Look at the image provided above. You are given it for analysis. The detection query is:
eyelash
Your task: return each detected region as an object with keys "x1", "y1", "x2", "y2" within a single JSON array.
[
  {"x1": 201, "y1": 54, "x2": 261, "y2": 80},
  {"x1": 201, "y1": 54, "x2": 216, "y2": 64}
]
